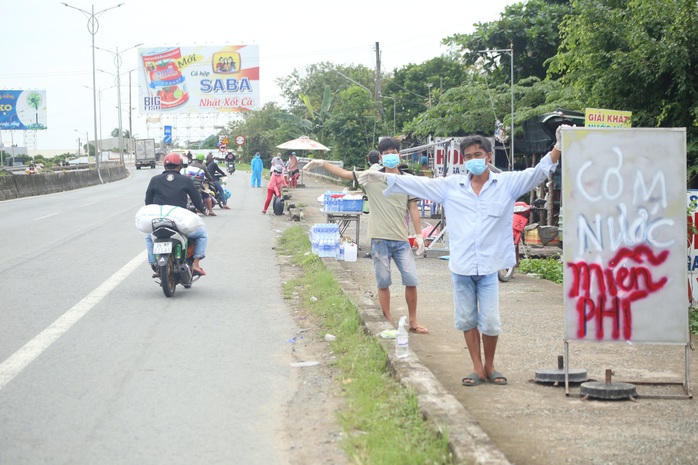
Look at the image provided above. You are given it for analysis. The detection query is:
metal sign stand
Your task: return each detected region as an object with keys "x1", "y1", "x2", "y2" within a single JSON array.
[{"x1": 564, "y1": 340, "x2": 693, "y2": 400}]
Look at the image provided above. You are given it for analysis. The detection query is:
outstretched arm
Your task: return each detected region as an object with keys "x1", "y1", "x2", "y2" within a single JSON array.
[{"x1": 303, "y1": 159, "x2": 354, "y2": 181}]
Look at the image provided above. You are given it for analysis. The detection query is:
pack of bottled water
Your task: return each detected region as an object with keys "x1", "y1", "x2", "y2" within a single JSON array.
[
  {"x1": 323, "y1": 191, "x2": 345, "y2": 212},
  {"x1": 310, "y1": 223, "x2": 341, "y2": 258}
]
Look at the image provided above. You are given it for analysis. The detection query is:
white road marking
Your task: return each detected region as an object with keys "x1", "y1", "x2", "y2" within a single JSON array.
[
  {"x1": 34, "y1": 213, "x2": 59, "y2": 220},
  {"x1": 0, "y1": 251, "x2": 146, "y2": 390}
]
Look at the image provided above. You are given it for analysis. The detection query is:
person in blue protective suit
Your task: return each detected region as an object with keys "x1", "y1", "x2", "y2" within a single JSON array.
[{"x1": 251, "y1": 152, "x2": 263, "y2": 187}]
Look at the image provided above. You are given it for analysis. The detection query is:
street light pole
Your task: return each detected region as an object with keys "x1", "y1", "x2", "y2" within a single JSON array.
[
  {"x1": 74, "y1": 130, "x2": 81, "y2": 156},
  {"x1": 63, "y1": 2, "x2": 124, "y2": 181},
  {"x1": 96, "y1": 43, "x2": 141, "y2": 165},
  {"x1": 128, "y1": 70, "x2": 133, "y2": 154}
]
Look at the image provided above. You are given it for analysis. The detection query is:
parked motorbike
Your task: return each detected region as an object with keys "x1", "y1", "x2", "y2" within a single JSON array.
[
  {"x1": 204, "y1": 178, "x2": 225, "y2": 210},
  {"x1": 151, "y1": 218, "x2": 201, "y2": 297},
  {"x1": 498, "y1": 201, "x2": 531, "y2": 282},
  {"x1": 498, "y1": 198, "x2": 561, "y2": 282},
  {"x1": 209, "y1": 172, "x2": 227, "y2": 209}
]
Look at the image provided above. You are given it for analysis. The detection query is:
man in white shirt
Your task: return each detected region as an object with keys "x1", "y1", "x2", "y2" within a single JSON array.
[{"x1": 360, "y1": 127, "x2": 566, "y2": 387}]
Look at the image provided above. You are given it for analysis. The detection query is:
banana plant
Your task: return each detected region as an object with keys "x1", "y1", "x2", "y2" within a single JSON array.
[{"x1": 278, "y1": 85, "x2": 334, "y2": 143}]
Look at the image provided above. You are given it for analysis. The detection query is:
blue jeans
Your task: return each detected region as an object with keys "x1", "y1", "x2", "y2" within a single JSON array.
[
  {"x1": 213, "y1": 181, "x2": 227, "y2": 205},
  {"x1": 146, "y1": 227, "x2": 208, "y2": 265},
  {"x1": 451, "y1": 272, "x2": 501, "y2": 335},
  {"x1": 371, "y1": 239, "x2": 418, "y2": 289}
]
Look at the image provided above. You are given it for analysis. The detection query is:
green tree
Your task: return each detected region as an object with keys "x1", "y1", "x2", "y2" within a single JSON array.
[
  {"x1": 110, "y1": 128, "x2": 131, "y2": 139},
  {"x1": 407, "y1": 75, "x2": 581, "y2": 146},
  {"x1": 444, "y1": 0, "x2": 572, "y2": 85},
  {"x1": 325, "y1": 87, "x2": 378, "y2": 167},
  {"x1": 225, "y1": 102, "x2": 290, "y2": 165},
  {"x1": 276, "y1": 84, "x2": 335, "y2": 143},
  {"x1": 383, "y1": 56, "x2": 470, "y2": 135},
  {"x1": 277, "y1": 62, "x2": 375, "y2": 113},
  {"x1": 549, "y1": 0, "x2": 698, "y2": 183}
]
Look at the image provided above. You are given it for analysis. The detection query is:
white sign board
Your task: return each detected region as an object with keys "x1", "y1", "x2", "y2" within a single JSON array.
[{"x1": 562, "y1": 128, "x2": 688, "y2": 344}]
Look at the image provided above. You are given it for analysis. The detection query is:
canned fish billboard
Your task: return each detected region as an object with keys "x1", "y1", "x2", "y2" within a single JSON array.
[
  {"x1": 0, "y1": 90, "x2": 47, "y2": 130},
  {"x1": 138, "y1": 45, "x2": 259, "y2": 114}
]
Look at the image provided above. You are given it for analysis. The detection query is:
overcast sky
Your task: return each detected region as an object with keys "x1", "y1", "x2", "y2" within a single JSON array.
[{"x1": 2, "y1": 0, "x2": 515, "y2": 152}]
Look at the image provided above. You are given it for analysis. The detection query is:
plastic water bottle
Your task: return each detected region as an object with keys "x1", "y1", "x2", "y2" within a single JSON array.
[
  {"x1": 395, "y1": 316, "x2": 409, "y2": 358},
  {"x1": 311, "y1": 226, "x2": 319, "y2": 255}
]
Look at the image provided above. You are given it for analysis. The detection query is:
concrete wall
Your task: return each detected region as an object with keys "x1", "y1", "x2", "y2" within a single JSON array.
[{"x1": 0, "y1": 163, "x2": 128, "y2": 201}]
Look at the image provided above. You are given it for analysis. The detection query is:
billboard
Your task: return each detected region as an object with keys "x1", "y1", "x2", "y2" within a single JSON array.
[
  {"x1": 0, "y1": 90, "x2": 47, "y2": 130},
  {"x1": 138, "y1": 45, "x2": 259, "y2": 114}
]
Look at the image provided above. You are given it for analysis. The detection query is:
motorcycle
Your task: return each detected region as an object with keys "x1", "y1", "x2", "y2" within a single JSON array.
[
  {"x1": 498, "y1": 201, "x2": 531, "y2": 282},
  {"x1": 227, "y1": 161, "x2": 236, "y2": 174},
  {"x1": 498, "y1": 198, "x2": 561, "y2": 282},
  {"x1": 151, "y1": 218, "x2": 202, "y2": 297},
  {"x1": 209, "y1": 172, "x2": 227, "y2": 209}
]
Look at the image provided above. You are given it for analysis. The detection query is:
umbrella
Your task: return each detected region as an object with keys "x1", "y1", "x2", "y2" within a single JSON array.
[{"x1": 276, "y1": 135, "x2": 330, "y2": 152}]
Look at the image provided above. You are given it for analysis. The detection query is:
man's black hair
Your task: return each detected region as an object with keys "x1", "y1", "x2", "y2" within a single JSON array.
[
  {"x1": 367, "y1": 150, "x2": 380, "y2": 165},
  {"x1": 377, "y1": 137, "x2": 401, "y2": 154},
  {"x1": 459, "y1": 135, "x2": 492, "y2": 154}
]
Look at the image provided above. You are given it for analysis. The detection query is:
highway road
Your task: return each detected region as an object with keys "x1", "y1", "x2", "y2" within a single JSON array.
[{"x1": 0, "y1": 168, "x2": 300, "y2": 464}]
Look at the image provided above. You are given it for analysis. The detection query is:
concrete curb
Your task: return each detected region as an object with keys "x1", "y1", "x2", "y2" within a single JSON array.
[{"x1": 323, "y1": 258, "x2": 511, "y2": 465}]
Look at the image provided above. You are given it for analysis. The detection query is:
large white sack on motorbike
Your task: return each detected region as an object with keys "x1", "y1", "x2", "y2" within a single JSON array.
[{"x1": 134, "y1": 204, "x2": 205, "y2": 234}]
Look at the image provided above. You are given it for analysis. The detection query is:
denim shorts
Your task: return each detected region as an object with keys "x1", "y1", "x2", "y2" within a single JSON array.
[
  {"x1": 451, "y1": 272, "x2": 501, "y2": 335},
  {"x1": 371, "y1": 239, "x2": 418, "y2": 289}
]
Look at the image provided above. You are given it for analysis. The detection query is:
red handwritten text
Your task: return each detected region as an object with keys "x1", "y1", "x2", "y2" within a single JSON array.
[{"x1": 567, "y1": 245, "x2": 668, "y2": 340}]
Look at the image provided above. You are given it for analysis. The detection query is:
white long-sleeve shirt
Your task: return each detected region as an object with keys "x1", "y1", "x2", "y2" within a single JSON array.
[{"x1": 383, "y1": 154, "x2": 558, "y2": 275}]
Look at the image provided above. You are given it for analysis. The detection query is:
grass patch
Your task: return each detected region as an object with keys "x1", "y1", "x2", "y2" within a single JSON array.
[
  {"x1": 276, "y1": 226, "x2": 452, "y2": 465},
  {"x1": 690, "y1": 307, "x2": 698, "y2": 335},
  {"x1": 518, "y1": 257, "x2": 563, "y2": 284}
]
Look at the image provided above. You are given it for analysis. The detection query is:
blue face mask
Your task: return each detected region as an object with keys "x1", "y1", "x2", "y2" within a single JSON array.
[
  {"x1": 382, "y1": 154, "x2": 400, "y2": 169},
  {"x1": 466, "y1": 158, "x2": 487, "y2": 176}
]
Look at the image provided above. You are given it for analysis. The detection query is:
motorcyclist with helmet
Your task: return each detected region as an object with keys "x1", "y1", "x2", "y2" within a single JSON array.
[
  {"x1": 144, "y1": 153, "x2": 209, "y2": 276},
  {"x1": 186, "y1": 153, "x2": 218, "y2": 215},
  {"x1": 205, "y1": 153, "x2": 231, "y2": 209}
]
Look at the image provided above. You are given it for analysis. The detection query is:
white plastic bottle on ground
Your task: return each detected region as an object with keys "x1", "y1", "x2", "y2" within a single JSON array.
[{"x1": 395, "y1": 316, "x2": 409, "y2": 358}]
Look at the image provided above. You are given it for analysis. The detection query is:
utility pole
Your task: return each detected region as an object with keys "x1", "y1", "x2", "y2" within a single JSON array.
[
  {"x1": 129, "y1": 70, "x2": 133, "y2": 153},
  {"x1": 374, "y1": 42, "x2": 382, "y2": 111}
]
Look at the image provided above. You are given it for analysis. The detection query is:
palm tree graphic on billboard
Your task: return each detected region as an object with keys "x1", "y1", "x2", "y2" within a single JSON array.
[{"x1": 26, "y1": 92, "x2": 46, "y2": 130}]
